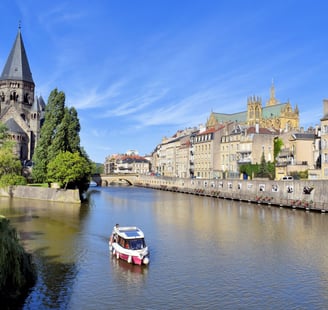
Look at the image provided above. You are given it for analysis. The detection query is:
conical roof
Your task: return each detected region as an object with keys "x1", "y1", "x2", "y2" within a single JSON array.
[{"x1": 0, "y1": 28, "x2": 34, "y2": 83}]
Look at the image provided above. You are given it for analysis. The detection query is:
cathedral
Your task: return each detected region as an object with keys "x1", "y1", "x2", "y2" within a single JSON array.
[
  {"x1": 0, "y1": 27, "x2": 45, "y2": 162},
  {"x1": 206, "y1": 83, "x2": 299, "y2": 132}
]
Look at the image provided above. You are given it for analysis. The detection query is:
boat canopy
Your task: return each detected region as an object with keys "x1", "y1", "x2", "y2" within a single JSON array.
[{"x1": 114, "y1": 226, "x2": 145, "y2": 239}]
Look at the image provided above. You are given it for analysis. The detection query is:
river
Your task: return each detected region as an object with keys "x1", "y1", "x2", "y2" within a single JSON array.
[{"x1": 1, "y1": 186, "x2": 328, "y2": 309}]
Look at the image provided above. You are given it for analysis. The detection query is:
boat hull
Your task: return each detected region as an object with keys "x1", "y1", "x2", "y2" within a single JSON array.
[{"x1": 109, "y1": 242, "x2": 149, "y2": 266}]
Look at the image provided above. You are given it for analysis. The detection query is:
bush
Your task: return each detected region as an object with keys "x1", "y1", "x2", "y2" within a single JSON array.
[{"x1": 0, "y1": 174, "x2": 27, "y2": 187}]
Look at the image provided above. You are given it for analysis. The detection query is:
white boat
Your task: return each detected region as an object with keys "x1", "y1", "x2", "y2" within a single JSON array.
[{"x1": 109, "y1": 225, "x2": 149, "y2": 265}]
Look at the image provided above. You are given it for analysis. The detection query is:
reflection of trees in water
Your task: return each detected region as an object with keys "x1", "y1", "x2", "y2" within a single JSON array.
[
  {"x1": 24, "y1": 248, "x2": 77, "y2": 308},
  {"x1": 0, "y1": 198, "x2": 82, "y2": 308}
]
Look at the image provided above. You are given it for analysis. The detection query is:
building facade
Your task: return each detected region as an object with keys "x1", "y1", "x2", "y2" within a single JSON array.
[
  {"x1": 320, "y1": 99, "x2": 328, "y2": 179},
  {"x1": 104, "y1": 153, "x2": 150, "y2": 174},
  {"x1": 220, "y1": 124, "x2": 276, "y2": 179}
]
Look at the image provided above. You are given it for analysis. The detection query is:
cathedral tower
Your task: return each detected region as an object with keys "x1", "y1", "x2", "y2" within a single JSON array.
[
  {"x1": 0, "y1": 26, "x2": 44, "y2": 161},
  {"x1": 247, "y1": 95, "x2": 262, "y2": 126}
]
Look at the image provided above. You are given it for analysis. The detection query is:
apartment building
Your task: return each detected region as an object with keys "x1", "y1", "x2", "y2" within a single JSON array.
[
  {"x1": 176, "y1": 136, "x2": 191, "y2": 178},
  {"x1": 104, "y1": 154, "x2": 149, "y2": 174},
  {"x1": 275, "y1": 129, "x2": 317, "y2": 179},
  {"x1": 191, "y1": 126, "x2": 223, "y2": 179},
  {"x1": 220, "y1": 124, "x2": 276, "y2": 179},
  {"x1": 154, "y1": 128, "x2": 197, "y2": 177},
  {"x1": 320, "y1": 99, "x2": 328, "y2": 179}
]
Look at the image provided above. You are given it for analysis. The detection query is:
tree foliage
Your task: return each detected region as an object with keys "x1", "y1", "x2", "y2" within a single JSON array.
[
  {"x1": 239, "y1": 163, "x2": 258, "y2": 179},
  {"x1": 0, "y1": 142, "x2": 22, "y2": 176},
  {"x1": 274, "y1": 137, "x2": 284, "y2": 162},
  {"x1": 32, "y1": 89, "x2": 66, "y2": 182},
  {"x1": 239, "y1": 153, "x2": 275, "y2": 180},
  {"x1": 256, "y1": 152, "x2": 275, "y2": 179},
  {"x1": 32, "y1": 89, "x2": 91, "y2": 185},
  {"x1": 0, "y1": 216, "x2": 36, "y2": 300},
  {"x1": 0, "y1": 122, "x2": 9, "y2": 141},
  {"x1": 47, "y1": 151, "x2": 91, "y2": 189},
  {"x1": 0, "y1": 127, "x2": 26, "y2": 186}
]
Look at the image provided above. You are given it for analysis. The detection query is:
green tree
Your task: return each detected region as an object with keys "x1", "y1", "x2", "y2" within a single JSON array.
[
  {"x1": 0, "y1": 136, "x2": 26, "y2": 186},
  {"x1": 32, "y1": 89, "x2": 89, "y2": 185},
  {"x1": 257, "y1": 152, "x2": 269, "y2": 178},
  {"x1": 0, "y1": 122, "x2": 9, "y2": 141},
  {"x1": 66, "y1": 107, "x2": 81, "y2": 153},
  {"x1": 0, "y1": 142, "x2": 21, "y2": 176},
  {"x1": 239, "y1": 163, "x2": 258, "y2": 179},
  {"x1": 274, "y1": 137, "x2": 284, "y2": 163},
  {"x1": 32, "y1": 89, "x2": 66, "y2": 182},
  {"x1": 47, "y1": 107, "x2": 82, "y2": 159},
  {"x1": 0, "y1": 216, "x2": 36, "y2": 300},
  {"x1": 47, "y1": 151, "x2": 91, "y2": 189}
]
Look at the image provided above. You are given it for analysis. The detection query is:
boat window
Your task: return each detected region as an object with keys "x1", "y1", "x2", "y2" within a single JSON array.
[
  {"x1": 129, "y1": 238, "x2": 145, "y2": 250},
  {"x1": 118, "y1": 236, "x2": 125, "y2": 247}
]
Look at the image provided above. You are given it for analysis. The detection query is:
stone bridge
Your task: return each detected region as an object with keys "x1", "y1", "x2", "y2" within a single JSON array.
[{"x1": 91, "y1": 173, "x2": 139, "y2": 186}]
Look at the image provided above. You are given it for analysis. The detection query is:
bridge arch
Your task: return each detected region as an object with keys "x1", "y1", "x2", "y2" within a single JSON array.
[{"x1": 91, "y1": 174, "x2": 138, "y2": 187}]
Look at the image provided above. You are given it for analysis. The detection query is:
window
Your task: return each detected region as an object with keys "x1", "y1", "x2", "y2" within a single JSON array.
[{"x1": 129, "y1": 238, "x2": 145, "y2": 250}]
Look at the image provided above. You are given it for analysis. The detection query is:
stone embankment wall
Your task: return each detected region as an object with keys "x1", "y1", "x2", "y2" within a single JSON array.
[
  {"x1": 0, "y1": 186, "x2": 80, "y2": 204},
  {"x1": 135, "y1": 176, "x2": 328, "y2": 213}
]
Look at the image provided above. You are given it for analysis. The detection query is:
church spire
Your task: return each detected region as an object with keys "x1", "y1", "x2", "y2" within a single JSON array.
[
  {"x1": 0, "y1": 26, "x2": 34, "y2": 84},
  {"x1": 267, "y1": 80, "x2": 278, "y2": 106}
]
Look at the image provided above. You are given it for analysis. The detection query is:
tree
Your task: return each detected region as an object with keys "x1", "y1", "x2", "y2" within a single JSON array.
[
  {"x1": 47, "y1": 151, "x2": 91, "y2": 189},
  {"x1": 32, "y1": 89, "x2": 66, "y2": 182},
  {"x1": 0, "y1": 122, "x2": 9, "y2": 141},
  {"x1": 32, "y1": 89, "x2": 89, "y2": 185},
  {"x1": 0, "y1": 142, "x2": 22, "y2": 176},
  {"x1": 257, "y1": 152, "x2": 268, "y2": 177},
  {"x1": 255, "y1": 152, "x2": 274, "y2": 180},
  {"x1": 274, "y1": 137, "x2": 284, "y2": 163},
  {"x1": 0, "y1": 216, "x2": 36, "y2": 300},
  {"x1": 47, "y1": 107, "x2": 82, "y2": 160},
  {"x1": 0, "y1": 129, "x2": 27, "y2": 186},
  {"x1": 239, "y1": 163, "x2": 258, "y2": 179}
]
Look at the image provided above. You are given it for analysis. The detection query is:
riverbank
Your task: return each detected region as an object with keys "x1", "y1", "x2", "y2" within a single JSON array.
[
  {"x1": 0, "y1": 186, "x2": 81, "y2": 203},
  {"x1": 134, "y1": 176, "x2": 327, "y2": 213}
]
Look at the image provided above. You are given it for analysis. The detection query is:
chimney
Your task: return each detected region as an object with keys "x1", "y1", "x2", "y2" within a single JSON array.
[{"x1": 323, "y1": 99, "x2": 328, "y2": 117}]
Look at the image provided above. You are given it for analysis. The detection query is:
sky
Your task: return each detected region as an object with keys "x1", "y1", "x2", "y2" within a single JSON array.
[{"x1": 0, "y1": 0, "x2": 327, "y2": 163}]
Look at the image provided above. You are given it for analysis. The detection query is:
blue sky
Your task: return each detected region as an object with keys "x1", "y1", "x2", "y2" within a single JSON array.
[{"x1": 0, "y1": 0, "x2": 327, "y2": 163}]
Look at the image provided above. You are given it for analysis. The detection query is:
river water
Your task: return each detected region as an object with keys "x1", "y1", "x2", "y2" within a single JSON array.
[{"x1": 1, "y1": 186, "x2": 328, "y2": 309}]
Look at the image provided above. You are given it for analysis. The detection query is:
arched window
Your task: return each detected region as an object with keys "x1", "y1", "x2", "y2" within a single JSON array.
[{"x1": 255, "y1": 107, "x2": 260, "y2": 119}]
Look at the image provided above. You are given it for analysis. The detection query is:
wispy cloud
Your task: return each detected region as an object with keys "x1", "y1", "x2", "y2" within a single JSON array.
[{"x1": 68, "y1": 80, "x2": 127, "y2": 109}]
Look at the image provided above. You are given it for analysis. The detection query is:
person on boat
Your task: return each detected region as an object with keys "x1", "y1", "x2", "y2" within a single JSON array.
[{"x1": 110, "y1": 224, "x2": 119, "y2": 244}]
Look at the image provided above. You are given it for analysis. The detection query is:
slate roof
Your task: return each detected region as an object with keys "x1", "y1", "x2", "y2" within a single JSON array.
[
  {"x1": 211, "y1": 111, "x2": 247, "y2": 123},
  {"x1": 262, "y1": 103, "x2": 289, "y2": 119},
  {"x1": 31, "y1": 95, "x2": 46, "y2": 112},
  {"x1": 5, "y1": 118, "x2": 25, "y2": 134},
  {"x1": 291, "y1": 133, "x2": 315, "y2": 140},
  {"x1": 212, "y1": 102, "x2": 291, "y2": 123},
  {"x1": 0, "y1": 28, "x2": 34, "y2": 83}
]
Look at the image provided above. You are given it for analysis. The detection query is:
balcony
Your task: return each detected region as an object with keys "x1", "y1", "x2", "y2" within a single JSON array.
[{"x1": 237, "y1": 158, "x2": 252, "y2": 164}]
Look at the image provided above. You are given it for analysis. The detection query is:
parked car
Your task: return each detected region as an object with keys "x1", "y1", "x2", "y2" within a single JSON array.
[{"x1": 282, "y1": 176, "x2": 293, "y2": 181}]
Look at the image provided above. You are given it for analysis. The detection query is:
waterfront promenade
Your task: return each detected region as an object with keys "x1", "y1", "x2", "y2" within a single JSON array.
[{"x1": 134, "y1": 175, "x2": 328, "y2": 213}]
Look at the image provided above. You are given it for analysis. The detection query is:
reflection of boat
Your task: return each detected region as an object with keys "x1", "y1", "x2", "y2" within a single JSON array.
[
  {"x1": 109, "y1": 224, "x2": 149, "y2": 265},
  {"x1": 110, "y1": 255, "x2": 148, "y2": 275}
]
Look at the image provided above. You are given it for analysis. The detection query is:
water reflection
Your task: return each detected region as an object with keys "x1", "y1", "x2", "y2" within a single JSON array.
[
  {"x1": 110, "y1": 255, "x2": 148, "y2": 283},
  {"x1": 1, "y1": 187, "x2": 328, "y2": 309}
]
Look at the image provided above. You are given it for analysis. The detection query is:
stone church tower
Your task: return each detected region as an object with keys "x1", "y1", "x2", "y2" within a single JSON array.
[{"x1": 0, "y1": 26, "x2": 45, "y2": 162}]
